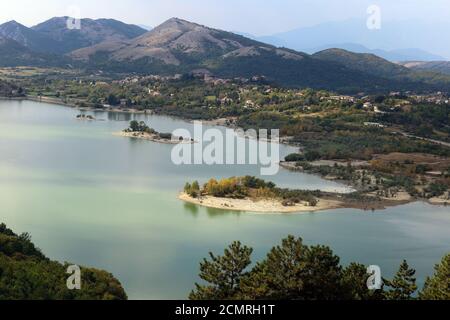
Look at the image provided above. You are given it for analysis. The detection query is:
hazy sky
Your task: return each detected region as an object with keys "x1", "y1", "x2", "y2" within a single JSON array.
[{"x1": 1, "y1": 0, "x2": 450, "y2": 35}]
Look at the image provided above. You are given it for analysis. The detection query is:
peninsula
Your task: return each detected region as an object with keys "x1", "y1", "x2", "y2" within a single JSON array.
[
  {"x1": 179, "y1": 176, "x2": 419, "y2": 214},
  {"x1": 116, "y1": 120, "x2": 194, "y2": 144}
]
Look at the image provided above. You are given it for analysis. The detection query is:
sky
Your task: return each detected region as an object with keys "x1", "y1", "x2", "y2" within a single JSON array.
[{"x1": 1, "y1": 0, "x2": 450, "y2": 36}]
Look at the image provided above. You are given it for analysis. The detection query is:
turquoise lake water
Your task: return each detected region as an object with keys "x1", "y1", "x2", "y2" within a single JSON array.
[{"x1": 0, "y1": 99, "x2": 449, "y2": 299}]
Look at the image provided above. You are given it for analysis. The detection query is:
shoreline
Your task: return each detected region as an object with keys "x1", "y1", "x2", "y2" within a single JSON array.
[
  {"x1": 3, "y1": 97, "x2": 448, "y2": 212},
  {"x1": 280, "y1": 161, "x2": 358, "y2": 192},
  {"x1": 1, "y1": 95, "x2": 301, "y2": 147},
  {"x1": 0, "y1": 96, "x2": 154, "y2": 114},
  {"x1": 179, "y1": 191, "x2": 447, "y2": 214},
  {"x1": 178, "y1": 192, "x2": 344, "y2": 214},
  {"x1": 114, "y1": 131, "x2": 194, "y2": 144}
]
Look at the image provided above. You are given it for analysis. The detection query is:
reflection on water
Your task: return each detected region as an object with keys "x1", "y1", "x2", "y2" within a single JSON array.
[
  {"x1": 184, "y1": 202, "x2": 199, "y2": 217},
  {"x1": 0, "y1": 100, "x2": 449, "y2": 299},
  {"x1": 105, "y1": 111, "x2": 134, "y2": 122}
]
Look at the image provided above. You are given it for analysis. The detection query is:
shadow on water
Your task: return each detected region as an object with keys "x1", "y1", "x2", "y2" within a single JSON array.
[
  {"x1": 184, "y1": 201, "x2": 246, "y2": 218},
  {"x1": 205, "y1": 207, "x2": 243, "y2": 218},
  {"x1": 184, "y1": 202, "x2": 199, "y2": 217}
]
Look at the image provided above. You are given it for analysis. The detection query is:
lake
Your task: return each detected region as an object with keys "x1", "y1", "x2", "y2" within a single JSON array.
[{"x1": 0, "y1": 99, "x2": 449, "y2": 299}]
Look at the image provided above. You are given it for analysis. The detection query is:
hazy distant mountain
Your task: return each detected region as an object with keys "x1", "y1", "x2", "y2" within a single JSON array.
[
  {"x1": 32, "y1": 17, "x2": 147, "y2": 53},
  {"x1": 399, "y1": 61, "x2": 450, "y2": 76},
  {"x1": 306, "y1": 43, "x2": 445, "y2": 62},
  {"x1": 0, "y1": 20, "x2": 60, "y2": 53},
  {"x1": 387, "y1": 48, "x2": 445, "y2": 62},
  {"x1": 260, "y1": 19, "x2": 450, "y2": 60},
  {"x1": 138, "y1": 24, "x2": 153, "y2": 31}
]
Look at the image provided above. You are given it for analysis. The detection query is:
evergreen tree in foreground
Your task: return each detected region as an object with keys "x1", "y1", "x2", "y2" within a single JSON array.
[
  {"x1": 189, "y1": 241, "x2": 253, "y2": 300},
  {"x1": 190, "y1": 235, "x2": 449, "y2": 301},
  {"x1": 420, "y1": 254, "x2": 450, "y2": 300},
  {"x1": 341, "y1": 263, "x2": 384, "y2": 300},
  {"x1": 384, "y1": 260, "x2": 417, "y2": 300}
]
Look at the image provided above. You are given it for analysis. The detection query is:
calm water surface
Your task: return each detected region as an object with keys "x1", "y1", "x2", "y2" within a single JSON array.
[{"x1": 0, "y1": 100, "x2": 449, "y2": 299}]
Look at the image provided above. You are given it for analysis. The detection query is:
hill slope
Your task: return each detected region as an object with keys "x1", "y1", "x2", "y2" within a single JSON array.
[
  {"x1": 0, "y1": 20, "x2": 60, "y2": 53},
  {"x1": 400, "y1": 61, "x2": 450, "y2": 76},
  {"x1": 0, "y1": 35, "x2": 72, "y2": 67},
  {"x1": 306, "y1": 43, "x2": 445, "y2": 62},
  {"x1": 313, "y1": 48, "x2": 411, "y2": 78},
  {"x1": 0, "y1": 223, "x2": 127, "y2": 300}
]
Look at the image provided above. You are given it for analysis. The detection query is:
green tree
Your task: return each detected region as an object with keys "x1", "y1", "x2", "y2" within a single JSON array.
[
  {"x1": 107, "y1": 93, "x2": 119, "y2": 106},
  {"x1": 420, "y1": 254, "x2": 450, "y2": 300},
  {"x1": 341, "y1": 263, "x2": 384, "y2": 300},
  {"x1": 189, "y1": 242, "x2": 253, "y2": 300},
  {"x1": 285, "y1": 154, "x2": 305, "y2": 162},
  {"x1": 129, "y1": 120, "x2": 140, "y2": 132},
  {"x1": 384, "y1": 260, "x2": 417, "y2": 300},
  {"x1": 241, "y1": 236, "x2": 343, "y2": 300},
  {"x1": 0, "y1": 224, "x2": 127, "y2": 300},
  {"x1": 191, "y1": 181, "x2": 200, "y2": 191}
]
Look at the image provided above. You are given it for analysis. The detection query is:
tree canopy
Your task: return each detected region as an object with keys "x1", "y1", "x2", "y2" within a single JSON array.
[
  {"x1": 190, "y1": 235, "x2": 449, "y2": 300},
  {"x1": 0, "y1": 223, "x2": 127, "y2": 300}
]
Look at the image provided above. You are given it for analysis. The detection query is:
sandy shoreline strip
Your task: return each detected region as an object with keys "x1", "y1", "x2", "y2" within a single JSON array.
[
  {"x1": 178, "y1": 192, "x2": 344, "y2": 214},
  {"x1": 114, "y1": 131, "x2": 194, "y2": 144}
]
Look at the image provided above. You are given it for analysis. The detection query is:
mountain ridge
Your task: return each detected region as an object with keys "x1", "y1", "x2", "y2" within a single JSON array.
[
  {"x1": 69, "y1": 18, "x2": 448, "y2": 92},
  {"x1": 305, "y1": 43, "x2": 446, "y2": 62},
  {"x1": 1, "y1": 17, "x2": 449, "y2": 93},
  {"x1": 31, "y1": 17, "x2": 147, "y2": 53},
  {"x1": 399, "y1": 61, "x2": 450, "y2": 76},
  {"x1": 0, "y1": 20, "x2": 61, "y2": 53},
  {"x1": 0, "y1": 17, "x2": 147, "y2": 55}
]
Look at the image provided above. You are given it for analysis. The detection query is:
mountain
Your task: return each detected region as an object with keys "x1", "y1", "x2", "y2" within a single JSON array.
[
  {"x1": 399, "y1": 61, "x2": 450, "y2": 76},
  {"x1": 312, "y1": 48, "x2": 450, "y2": 89},
  {"x1": 0, "y1": 35, "x2": 68, "y2": 67},
  {"x1": 71, "y1": 17, "x2": 274, "y2": 63},
  {"x1": 306, "y1": 43, "x2": 445, "y2": 62},
  {"x1": 313, "y1": 48, "x2": 411, "y2": 78},
  {"x1": 387, "y1": 48, "x2": 445, "y2": 62},
  {"x1": 261, "y1": 19, "x2": 450, "y2": 60},
  {"x1": 70, "y1": 18, "x2": 447, "y2": 93},
  {"x1": 138, "y1": 24, "x2": 153, "y2": 31},
  {"x1": 1, "y1": 17, "x2": 449, "y2": 93},
  {"x1": 0, "y1": 20, "x2": 60, "y2": 53},
  {"x1": 32, "y1": 17, "x2": 147, "y2": 53}
]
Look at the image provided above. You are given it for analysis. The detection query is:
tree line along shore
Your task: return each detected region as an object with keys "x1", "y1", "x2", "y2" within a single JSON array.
[{"x1": 179, "y1": 175, "x2": 431, "y2": 214}]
